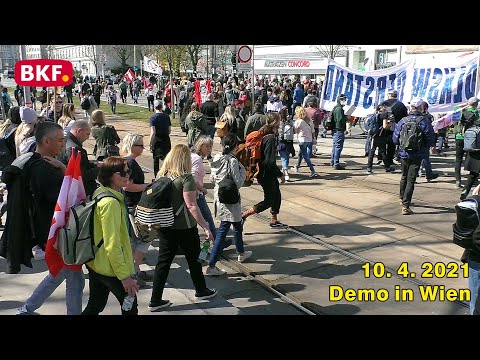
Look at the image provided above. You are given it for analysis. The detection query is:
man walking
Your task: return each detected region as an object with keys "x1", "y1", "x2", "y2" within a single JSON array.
[
  {"x1": 330, "y1": 94, "x2": 348, "y2": 170},
  {"x1": 392, "y1": 97, "x2": 435, "y2": 215}
]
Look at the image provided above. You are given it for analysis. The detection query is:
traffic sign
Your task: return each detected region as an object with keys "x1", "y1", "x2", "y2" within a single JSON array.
[
  {"x1": 133, "y1": 66, "x2": 139, "y2": 71},
  {"x1": 237, "y1": 63, "x2": 252, "y2": 72},
  {"x1": 237, "y1": 45, "x2": 252, "y2": 63}
]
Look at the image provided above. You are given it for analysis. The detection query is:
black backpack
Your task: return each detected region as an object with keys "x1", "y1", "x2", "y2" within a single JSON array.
[
  {"x1": 218, "y1": 158, "x2": 240, "y2": 204},
  {"x1": 0, "y1": 126, "x2": 18, "y2": 171},
  {"x1": 453, "y1": 195, "x2": 480, "y2": 252},
  {"x1": 131, "y1": 177, "x2": 190, "y2": 242},
  {"x1": 399, "y1": 115, "x2": 424, "y2": 151},
  {"x1": 80, "y1": 97, "x2": 91, "y2": 110}
]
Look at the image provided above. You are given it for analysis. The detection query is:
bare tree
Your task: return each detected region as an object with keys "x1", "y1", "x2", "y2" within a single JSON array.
[
  {"x1": 186, "y1": 45, "x2": 203, "y2": 73},
  {"x1": 106, "y1": 45, "x2": 134, "y2": 67},
  {"x1": 84, "y1": 45, "x2": 102, "y2": 76},
  {"x1": 310, "y1": 45, "x2": 351, "y2": 60},
  {"x1": 215, "y1": 45, "x2": 231, "y2": 74}
]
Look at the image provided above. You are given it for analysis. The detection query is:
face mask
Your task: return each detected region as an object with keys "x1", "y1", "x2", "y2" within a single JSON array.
[{"x1": 340, "y1": 100, "x2": 347, "y2": 106}]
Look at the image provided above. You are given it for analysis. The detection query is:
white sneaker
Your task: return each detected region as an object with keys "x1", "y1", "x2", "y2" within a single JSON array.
[
  {"x1": 237, "y1": 251, "x2": 253, "y2": 263},
  {"x1": 290, "y1": 166, "x2": 298, "y2": 173},
  {"x1": 33, "y1": 246, "x2": 45, "y2": 260},
  {"x1": 16, "y1": 305, "x2": 31, "y2": 315},
  {"x1": 205, "y1": 266, "x2": 226, "y2": 276},
  {"x1": 284, "y1": 174, "x2": 290, "y2": 181}
]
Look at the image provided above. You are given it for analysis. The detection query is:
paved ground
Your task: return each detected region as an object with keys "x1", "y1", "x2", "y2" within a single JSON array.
[{"x1": 0, "y1": 87, "x2": 472, "y2": 315}]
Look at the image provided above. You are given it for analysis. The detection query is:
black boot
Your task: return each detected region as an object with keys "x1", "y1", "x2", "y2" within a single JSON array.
[{"x1": 460, "y1": 189, "x2": 469, "y2": 201}]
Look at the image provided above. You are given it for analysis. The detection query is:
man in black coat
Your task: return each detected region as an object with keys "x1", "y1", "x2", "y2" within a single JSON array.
[
  {"x1": 200, "y1": 93, "x2": 219, "y2": 139},
  {"x1": 59, "y1": 120, "x2": 100, "y2": 198},
  {"x1": 0, "y1": 122, "x2": 66, "y2": 273}
]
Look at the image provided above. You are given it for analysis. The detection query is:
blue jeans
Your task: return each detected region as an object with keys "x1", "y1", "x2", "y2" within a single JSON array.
[
  {"x1": 206, "y1": 124, "x2": 216, "y2": 140},
  {"x1": 24, "y1": 267, "x2": 85, "y2": 315},
  {"x1": 208, "y1": 221, "x2": 244, "y2": 267},
  {"x1": 279, "y1": 149, "x2": 289, "y2": 170},
  {"x1": 330, "y1": 130, "x2": 345, "y2": 166},
  {"x1": 197, "y1": 193, "x2": 216, "y2": 240},
  {"x1": 420, "y1": 154, "x2": 433, "y2": 178},
  {"x1": 297, "y1": 142, "x2": 315, "y2": 172},
  {"x1": 468, "y1": 256, "x2": 480, "y2": 315}
]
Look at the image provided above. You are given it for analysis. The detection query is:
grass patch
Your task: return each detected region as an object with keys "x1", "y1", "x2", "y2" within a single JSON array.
[{"x1": 72, "y1": 97, "x2": 179, "y2": 127}]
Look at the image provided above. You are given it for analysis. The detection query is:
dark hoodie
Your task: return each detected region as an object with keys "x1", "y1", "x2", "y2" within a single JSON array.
[{"x1": 332, "y1": 96, "x2": 347, "y2": 131}]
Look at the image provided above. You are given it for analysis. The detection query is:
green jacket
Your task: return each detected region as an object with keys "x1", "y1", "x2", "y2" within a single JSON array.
[
  {"x1": 455, "y1": 105, "x2": 480, "y2": 140},
  {"x1": 332, "y1": 97, "x2": 347, "y2": 131},
  {"x1": 87, "y1": 186, "x2": 135, "y2": 280},
  {"x1": 185, "y1": 111, "x2": 207, "y2": 147}
]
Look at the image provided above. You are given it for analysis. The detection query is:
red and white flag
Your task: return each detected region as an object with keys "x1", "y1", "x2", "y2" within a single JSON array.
[
  {"x1": 124, "y1": 68, "x2": 135, "y2": 84},
  {"x1": 194, "y1": 80, "x2": 212, "y2": 106},
  {"x1": 45, "y1": 150, "x2": 86, "y2": 277}
]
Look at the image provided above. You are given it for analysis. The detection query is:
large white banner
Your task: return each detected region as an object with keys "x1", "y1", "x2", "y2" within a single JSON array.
[
  {"x1": 320, "y1": 55, "x2": 478, "y2": 117},
  {"x1": 143, "y1": 56, "x2": 163, "y2": 75}
]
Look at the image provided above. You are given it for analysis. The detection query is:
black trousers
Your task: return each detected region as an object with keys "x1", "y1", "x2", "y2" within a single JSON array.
[
  {"x1": 82, "y1": 266, "x2": 138, "y2": 315},
  {"x1": 455, "y1": 139, "x2": 465, "y2": 182},
  {"x1": 147, "y1": 95, "x2": 154, "y2": 110},
  {"x1": 400, "y1": 158, "x2": 421, "y2": 207},
  {"x1": 150, "y1": 227, "x2": 207, "y2": 304},
  {"x1": 386, "y1": 132, "x2": 396, "y2": 165},
  {"x1": 367, "y1": 136, "x2": 389, "y2": 169},
  {"x1": 464, "y1": 172, "x2": 479, "y2": 194},
  {"x1": 254, "y1": 176, "x2": 282, "y2": 215}
]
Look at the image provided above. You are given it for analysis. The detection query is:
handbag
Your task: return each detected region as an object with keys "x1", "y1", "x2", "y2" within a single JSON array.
[
  {"x1": 215, "y1": 120, "x2": 229, "y2": 138},
  {"x1": 218, "y1": 158, "x2": 240, "y2": 204}
]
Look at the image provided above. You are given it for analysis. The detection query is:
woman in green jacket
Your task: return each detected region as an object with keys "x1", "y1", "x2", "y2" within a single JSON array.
[{"x1": 82, "y1": 157, "x2": 140, "y2": 315}]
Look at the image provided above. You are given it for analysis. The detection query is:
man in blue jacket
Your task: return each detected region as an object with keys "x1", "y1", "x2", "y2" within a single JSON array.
[{"x1": 392, "y1": 97, "x2": 435, "y2": 215}]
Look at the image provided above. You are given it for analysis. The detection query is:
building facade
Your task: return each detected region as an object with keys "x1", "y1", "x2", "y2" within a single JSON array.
[{"x1": 0, "y1": 45, "x2": 20, "y2": 72}]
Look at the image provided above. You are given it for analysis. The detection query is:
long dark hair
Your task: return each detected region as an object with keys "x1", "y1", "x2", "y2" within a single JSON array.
[
  {"x1": 259, "y1": 112, "x2": 280, "y2": 136},
  {"x1": 221, "y1": 133, "x2": 238, "y2": 155}
]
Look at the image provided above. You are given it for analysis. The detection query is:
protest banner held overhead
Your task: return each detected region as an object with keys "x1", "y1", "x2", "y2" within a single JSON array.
[{"x1": 320, "y1": 54, "x2": 478, "y2": 117}]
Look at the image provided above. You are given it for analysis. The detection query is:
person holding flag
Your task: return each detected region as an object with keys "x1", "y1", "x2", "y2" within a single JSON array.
[{"x1": 16, "y1": 123, "x2": 86, "y2": 315}]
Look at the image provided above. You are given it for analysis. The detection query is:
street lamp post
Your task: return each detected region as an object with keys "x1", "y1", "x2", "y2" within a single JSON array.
[{"x1": 19, "y1": 45, "x2": 32, "y2": 108}]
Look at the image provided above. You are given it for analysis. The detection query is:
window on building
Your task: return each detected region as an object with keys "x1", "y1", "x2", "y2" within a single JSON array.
[
  {"x1": 375, "y1": 49, "x2": 397, "y2": 70},
  {"x1": 353, "y1": 50, "x2": 366, "y2": 70}
]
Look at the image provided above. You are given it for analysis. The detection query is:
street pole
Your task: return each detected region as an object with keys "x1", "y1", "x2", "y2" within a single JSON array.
[
  {"x1": 134, "y1": 45, "x2": 136, "y2": 77},
  {"x1": 206, "y1": 45, "x2": 209, "y2": 79},
  {"x1": 19, "y1": 45, "x2": 32, "y2": 108}
]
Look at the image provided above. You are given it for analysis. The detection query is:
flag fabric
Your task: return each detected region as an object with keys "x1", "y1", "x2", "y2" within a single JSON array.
[
  {"x1": 45, "y1": 150, "x2": 85, "y2": 277},
  {"x1": 143, "y1": 56, "x2": 162, "y2": 75},
  {"x1": 432, "y1": 107, "x2": 464, "y2": 132},
  {"x1": 124, "y1": 68, "x2": 135, "y2": 83},
  {"x1": 194, "y1": 80, "x2": 212, "y2": 106}
]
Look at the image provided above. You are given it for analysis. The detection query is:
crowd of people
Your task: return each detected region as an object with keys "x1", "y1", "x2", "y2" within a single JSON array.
[{"x1": 0, "y1": 71, "x2": 479, "y2": 315}]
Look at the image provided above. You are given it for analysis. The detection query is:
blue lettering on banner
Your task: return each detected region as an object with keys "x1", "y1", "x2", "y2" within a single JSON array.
[
  {"x1": 427, "y1": 68, "x2": 443, "y2": 105},
  {"x1": 325, "y1": 65, "x2": 335, "y2": 101},
  {"x1": 454, "y1": 66, "x2": 466, "y2": 103},
  {"x1": 376, "y1": 76, "x2": 387, "y2": 104},
  {"x1": 344, "y1": 72, "x2": 354, "y2": 105},
  {"x1": 354, "y1": 74, "x2": 364, "y2": 106},
  {"x1": 332, "y1": 70, "x2": 345, "y2": 101},
  {"x1": 363, "y1": 77, "x2": 375, "y2": 108},
  {"x1": 465, "y1": 65, "x2": 477, "y2": 99},
  {"x1": 396, "y1": 70, "x2": 407, "y2": 101},
  {"x1": 439, "y1": 68, "x2": 452, "y2": 105},
  {"x1": 412, "y1": 68, "x2": 432, "y2": 99}
]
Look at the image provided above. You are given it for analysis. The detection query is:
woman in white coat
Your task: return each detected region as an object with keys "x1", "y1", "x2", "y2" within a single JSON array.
[{"x1": 206, "y1": 134, "x2": 251, "y2": 276}]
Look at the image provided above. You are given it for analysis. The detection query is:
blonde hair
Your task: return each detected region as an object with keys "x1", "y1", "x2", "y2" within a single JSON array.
[
  {"x1": 295, "y1": 106, "x2": 310, "y2": 124},
  {"x1": 224, "y1": 105, "x2": 235, "y2": 119},
  {"x1": 15, "y1": 122, "x2": 36, "y2": 157},
  {"x1": 219, "y1": 106, "x2": 235, "y2": 123},
  {"x1": 193, "y1": 135, "x2": 213, "y2": 154},
  {"x1": 91, "y1": 109, "x2": 106, "y2": 125},
  {"x1": 58, "y1": 103, "x2": 75, "y2": 129},
  {"x1": 156, "y1": 144, "x2": 192, "y2": 178},
  {"x1": 121, "y1": 133, "x2": 144, "y2": 157}
]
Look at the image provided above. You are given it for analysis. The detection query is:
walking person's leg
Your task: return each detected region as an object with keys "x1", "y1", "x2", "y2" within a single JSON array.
[{"x1": 65, "y1": 268, "x2": 85, "y2": 315}]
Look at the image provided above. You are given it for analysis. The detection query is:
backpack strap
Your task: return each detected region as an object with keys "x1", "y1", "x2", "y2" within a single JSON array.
[
  {"x1": 170, "y1": 176, "x2": 192, "y2": 228},
  {"x1": 92, "y1": 191, "x2": 120, "y2": 249}
]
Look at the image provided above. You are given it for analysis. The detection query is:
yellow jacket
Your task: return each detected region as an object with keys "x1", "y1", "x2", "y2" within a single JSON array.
[{"x1": 87, "y1": 186, "x2": 135, "y2": 280}]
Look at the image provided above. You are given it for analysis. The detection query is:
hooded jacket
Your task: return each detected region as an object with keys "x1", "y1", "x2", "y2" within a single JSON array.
[
  {"x1": 244, "y1": 111, "x2": 267, "y2": 139},
  {"x1": 210, "y1": 153, "x2": 246, "y2": 222},
  {"x1": 332, "y1": 96, "x2": 347, "y2": 131},
  {"x1": 87, "y1": 186, "x2": 135, "y2": 280},
  {"x1": 185, "y1": 110, "x2": 207, "y2": 147}
]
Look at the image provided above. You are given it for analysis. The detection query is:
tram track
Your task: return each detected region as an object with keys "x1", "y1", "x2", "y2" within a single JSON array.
[{"x1": 139, "y1": 157, "x2": 469, "y2": 313}]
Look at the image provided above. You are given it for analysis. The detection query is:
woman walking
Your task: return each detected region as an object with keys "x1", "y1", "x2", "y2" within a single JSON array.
[
  {"x1": 148, "y1": 144, "x2": 217, "y2": 311},
  {"x1": 207, "y1": 134, "x2": 250, "y2": 276}
]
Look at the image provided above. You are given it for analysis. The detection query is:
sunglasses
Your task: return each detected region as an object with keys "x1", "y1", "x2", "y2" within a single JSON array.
[
  {"x1": 133, "y1": 144, "x2": 144, "y2": 148},
  {"x1": 116, "y1": 168, "x2": 131, "y2": 177}
]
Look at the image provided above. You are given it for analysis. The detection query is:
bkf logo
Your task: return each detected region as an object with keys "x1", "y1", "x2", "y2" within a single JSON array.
[{"x1": 15, "y1": 59, "x2": 73, "y2": 86}]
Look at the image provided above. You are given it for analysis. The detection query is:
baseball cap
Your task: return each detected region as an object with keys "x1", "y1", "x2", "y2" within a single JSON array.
[
  {"x1": 409, "y1": 97, "x2": 424, "y2": 108},
  {"x1": 388, "y1": 89, "x2": 398, "y2": 97},
  {"x1": 467, "y1": 96, "x2": 479, "y2": 105},
  {"x1": 338, "y1": 94, "x2": 347, "y2": 100},
  {"x1": 154, "y1": 100, "x2": 162, "y2": 109},
  {"x1": 20, "y1": 106, "x2": 37, "y2": 124}
]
